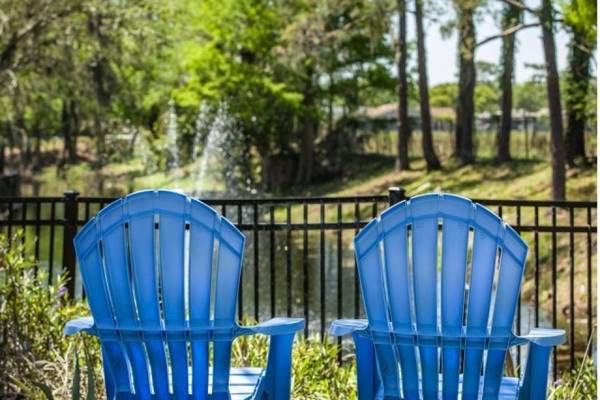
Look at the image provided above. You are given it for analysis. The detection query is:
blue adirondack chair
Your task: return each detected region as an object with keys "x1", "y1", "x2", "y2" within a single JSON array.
[
  {"x1": 330, "y1": 193, "x2": 565, "y2": 400},
  {"x1": 64, "y1": 190, "x2": 304, "y2": 400}
]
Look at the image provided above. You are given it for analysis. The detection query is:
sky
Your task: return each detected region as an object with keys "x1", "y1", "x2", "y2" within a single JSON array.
[{"x1": 420, "y1": 4, "x2": 574, "y2": 86}]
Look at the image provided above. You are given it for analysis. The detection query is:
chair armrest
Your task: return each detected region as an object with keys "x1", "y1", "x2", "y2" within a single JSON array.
[
  {"x1": 248, "y1": 319, "x2": 303, "y2": 399},
  {"x1": 329, "y1": 320, "x2": 379, "y2": 399},
  {"x1": 238, "y1": 317, "x2": 304, "y2": 336},
  {"x1": 520, "y1": 328, "x2": 566, "y2": 347},
  {"x1": 518, "y1": 329, "x2": 565, "y2": 400},
  {"x1": 64, "y1": 316, "x2": 95, "y2": 336},
  {"x1": 329, "y1": 319, "x2": 369, "y2": 337}
]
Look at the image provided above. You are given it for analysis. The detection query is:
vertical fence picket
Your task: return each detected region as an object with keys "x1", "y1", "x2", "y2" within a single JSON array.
[
  {"x1": 237, "y1": 203, "x2": 243, "y2": 321},
  {"x1": 569, "y1": 207, "x2": 575, "y2": 370},
  {"x1": 353, "y1": 199, "x2": 360, "y2": 319},
  {"x1": 336, "y1": 202, "x2": 343, "y2": 358},
  {"x1": 270, "y1": 205, "x2": 275, "y2": 319},
  {"x1": 62, "y1": 190, "x2": 79, "y2": 298},
  {"x1": 516, "y1": 205, "x2": 522, "y2": 368},
  {"x1": 303, "y1": 202, "x2": 309, "y2": 337},
  {"x1": 286, "y1": 204, "x2": 292, "y2": 318},
  {"x1": 320, "y1": 201, "x2": 325, "y2": 340},
  {"x1": 551, "y1": 206, "x2": 558, "y2": 380},
  {"x1": 534, "y1": 206, "x2": 540, "y2": 327},
  {"x1": 48, "y1": 201, "x2": 56, "y2": 285},
  {"x1": 587, "y1": 207, "x2": 593, "y2": 342},
  {"x1": 253, "y1": 201, "x2": 259, "y2": 322},
  {"x1": 34, "y1": 201, "x2": 41, "y2": 274}
]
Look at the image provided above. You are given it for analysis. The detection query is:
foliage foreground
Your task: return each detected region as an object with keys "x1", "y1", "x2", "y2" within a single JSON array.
[{"x1": 0, "y1": 232, "x2": 595, "y2": 399}]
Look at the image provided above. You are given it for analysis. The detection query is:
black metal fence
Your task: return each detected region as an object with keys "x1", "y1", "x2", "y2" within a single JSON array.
[{"x1": 0, "y1": 188, "x2": 596, "y2": 377}]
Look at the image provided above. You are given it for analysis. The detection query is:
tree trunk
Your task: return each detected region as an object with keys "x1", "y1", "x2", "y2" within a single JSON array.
[
  {"x1": 415, "y1": 0, "x2": 440, "y2": 171},
  {"x1": 61, "y1": 99, "x2": 78, "y2": 164},
  {"x1": 62, "y1": 100, "x2": 73, "y2": 164},
  {"x1": 327, "y1": 70, "x2": 340, "y2": 171},
  {"x1": 0, "y1": 124, "x2": 5, "y2": 174},
  {"x1": 70, "y1": 100, "x2": 79, "y2": 163},
  {"x1": 454, "y1": 4, "x2": 476, "y2": 164},
  {"x1": 33, "y1": 120, "x2": 42, "y2": 171},
  {"x1": 15, "y1": 114, "x2": 29, "y2": 169},
  {"x1": 541, "y1": 0, "x2": 566, "y2": 200},
  {"x1": 395, "y1": 0, "x2": 410, "y2": 171},
  {"x1": 565, "y1": 30, "x2": 591, "y2": 166},
  {"x1": 497, "y1": 5, "x2": 520, "y2": 163},
  {"x1": 0, "y1": 144, "x2": 4, "y2": 174},
  {"x1": 296, "y1": 115, "x2": 316, "y2": 185},
  {"x1": 296, "y1": 69, "x2": 316, "y2": 185}
]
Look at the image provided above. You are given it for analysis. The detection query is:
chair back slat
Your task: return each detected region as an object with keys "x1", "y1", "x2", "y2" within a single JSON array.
[
  {"x1": 483, "y1": 230, "x2": 528, "y2": 398},
  {"x1": 462, "y1": 225, "x2": 500, "y2": 399},
  {"x1": 126, "y1": 193, "x2": 170, "y2": 397},
  {"x1": 355, "y1": 220, "x2": 401, "y2": 397},
  {"x1": 189, "y1": 199, "x2": 219, "y2": 399},
  {"x1": 212, "y1": 218, "x2": 245, "y2": 396},
  {"x1": 75, "y1": 218, "x2": 134, "y2": 394},
  {"x1": 74, "y1": 190, "x2": 245, "y2": 399},
  {"x1": 353, "y1": 193, "x2": 528, "y2": 400},
  {"x1": 440, "y1": 199, "x2": 470, "y2": 400},
  {"x1": 380, "y1": 208, "x2": 419, "y2": 399},
  {"x1": 154, "y1": 193, "x2": 189, "y2": 399},
  {"x1": 409, "y1": 196, "x2": 439, "y2": 400},
  {"x1": 355, "y1": 221, "x2": 388, "y2": 331},
  {"x1": 97, "y1": 201, "x2": 153, "y2": 398},
  {"x1": 213, "y1": 219, "x2": 245, "y2": 325}
]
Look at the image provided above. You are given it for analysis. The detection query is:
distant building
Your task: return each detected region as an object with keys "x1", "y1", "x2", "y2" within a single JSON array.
[{"x1": 357, "y1": 103, "x2": 549, "y2": 133}]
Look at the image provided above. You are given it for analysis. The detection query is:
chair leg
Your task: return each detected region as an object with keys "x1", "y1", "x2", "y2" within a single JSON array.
[
  {"x1": 353, "y1": 333, "x2": 380, "y2": 400},
  {"x1": 261, "y1": 333, "x2": 295, "y2": 400},
  {"x1": 519, "y1": 344, "x2": 552, "y2": 400},
  {"x1": 102, "y1": 347, "x2": 116, "y2": 400},
  {"x1": 213, "y1": 341, "x2": 233, "y2": 400}
]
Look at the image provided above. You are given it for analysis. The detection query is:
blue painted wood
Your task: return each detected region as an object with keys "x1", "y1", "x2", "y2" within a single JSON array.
[
  {"x1": 381, "y1": 212, "x2": 419, "y2": 400},
  {"x1": 67, "y1": 190, "x2": 303, "y2": 399},
  {"x1": 439, "y1": 198, "x2": 470, "y2": 400},
  {"x1": 355, "y1": 220, "x2": 401, "y2": 398},
  {"x1": 330, "y1": 193, "x2": 564, "y2": 400}
]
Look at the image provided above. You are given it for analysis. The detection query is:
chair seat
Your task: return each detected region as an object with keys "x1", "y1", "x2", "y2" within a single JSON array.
[
  {"x1": 209, "y1": 367, "x2": 263, "y2": 400},
  {"x1": 114, "y1": 367, "x2": 264, "y2": 399},
  {"x1": 377, "y1": 375, "x2": 520, "y2": 400}
]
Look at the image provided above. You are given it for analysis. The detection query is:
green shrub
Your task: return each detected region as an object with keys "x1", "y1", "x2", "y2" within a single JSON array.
[
  {"x1": 0, "y1": 232, "x2": 101, "y2": 399},
  {"x1": 232, "y1": 329, "x2": 356, "y2": 399},
  {"x1": 549, "y1": 359, "x2": 597, "y2": 400}
]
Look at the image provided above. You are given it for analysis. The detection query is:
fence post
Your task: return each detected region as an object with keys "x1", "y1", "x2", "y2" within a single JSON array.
[
  {"x1": 63, "y1": 190, "x2": 79, "y2": 298},
  {"x1": 388, "y1": 187, "x2": 407, "y2": 206}
]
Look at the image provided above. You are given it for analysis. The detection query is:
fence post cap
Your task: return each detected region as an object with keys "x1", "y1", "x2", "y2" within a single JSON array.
[
  {"x1": 388, "y1": 187, "x2": 406, "y2": 196},
  {"x1": 63, "y1": 190, "x2": 80, "y2": 198},
  {"x1": 388, "y1": 187, "x2": 407, "y2": 205}
]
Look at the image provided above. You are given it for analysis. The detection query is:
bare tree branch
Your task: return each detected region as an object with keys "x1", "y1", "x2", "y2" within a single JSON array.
[
  {"x1": 476, "y1": 22, "x2": 540, "y2": 47},
  {"x1": 497, "y1": 0, "x2": 538, "y2": 16}
]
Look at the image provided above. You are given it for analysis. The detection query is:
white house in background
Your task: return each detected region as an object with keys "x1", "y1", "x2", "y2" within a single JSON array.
[{"x1": 358, "y1": 103, "x2": 550, "y2": 133}]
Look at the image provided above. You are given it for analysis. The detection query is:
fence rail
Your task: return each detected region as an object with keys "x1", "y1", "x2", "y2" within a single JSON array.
[{"x1": 0, "y1": 188, "x2": 596, "y2": 377}]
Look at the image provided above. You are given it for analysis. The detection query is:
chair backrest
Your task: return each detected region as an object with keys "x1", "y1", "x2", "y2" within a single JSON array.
[
  {"x1": 354, "y1": 193, "x2": 528, "y2": 399},
  {"x1": 74, "y1": 190, "x2": 245, "y2": 398}
]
